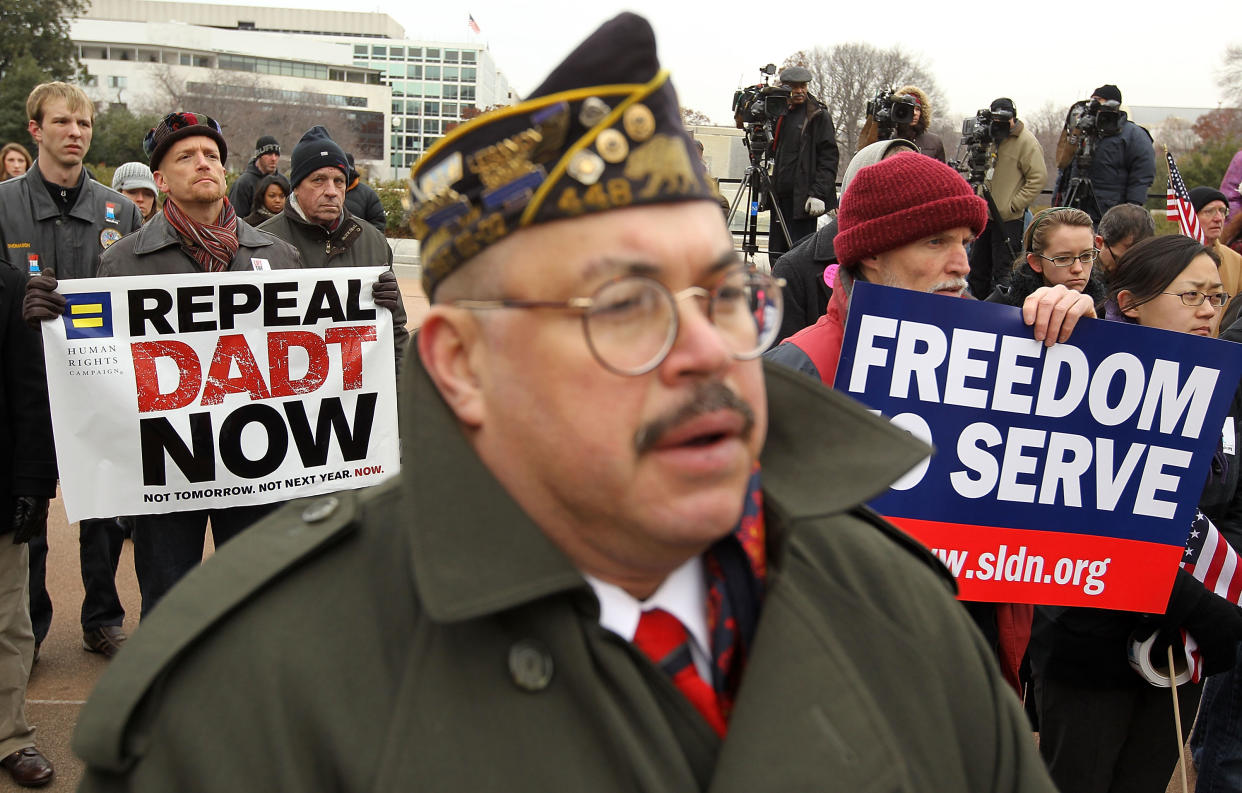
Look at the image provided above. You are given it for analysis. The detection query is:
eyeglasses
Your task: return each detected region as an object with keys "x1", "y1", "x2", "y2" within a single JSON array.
[
  {"x1": 1162, "y1": 290, "x2": 1231, "y2": 308},
  {"x1": 1200, "y1": 207, "x2": 1229, "y2": 219},
  {"x1": 1035, "y1": 249, "x2": 1099, "y2": 268},
  {"x1": 452, "y1": 268, "x2": 784, "y2": 376}
]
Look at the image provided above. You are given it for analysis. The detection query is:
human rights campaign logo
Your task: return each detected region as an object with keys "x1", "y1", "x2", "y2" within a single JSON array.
[{"x1": 61, "y1": 293, "x2": 113, "y2": 339}]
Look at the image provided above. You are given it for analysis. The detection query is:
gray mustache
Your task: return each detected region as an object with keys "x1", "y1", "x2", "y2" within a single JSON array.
[{"x1": 633, "y1": 382, "x2": 756, "y2": 455}]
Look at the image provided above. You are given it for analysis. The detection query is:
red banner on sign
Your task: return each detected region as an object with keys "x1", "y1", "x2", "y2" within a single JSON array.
[{"x1": 889, "y1": 516, "x2": 1183, "y2": 612}]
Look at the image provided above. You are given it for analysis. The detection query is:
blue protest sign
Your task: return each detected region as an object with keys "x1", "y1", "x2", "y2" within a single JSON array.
[{"x1": 834, "y1": 282, "x2": 1242, "y2": 611}]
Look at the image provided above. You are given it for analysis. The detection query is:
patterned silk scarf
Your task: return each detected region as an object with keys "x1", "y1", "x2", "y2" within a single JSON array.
[
  {"x1": 704, "y1": 463, "x2": 766, "y2": 726},
  {"x1": 163, "y1": 197, "x2": 240, "y2": 273}
]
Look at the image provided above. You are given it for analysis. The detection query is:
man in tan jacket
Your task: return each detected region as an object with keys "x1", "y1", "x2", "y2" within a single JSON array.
[{"x1": 967, "y1": 98, "x2": 1048, "y2": 298}]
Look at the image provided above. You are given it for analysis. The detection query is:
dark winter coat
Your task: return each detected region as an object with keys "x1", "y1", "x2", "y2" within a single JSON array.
[
  {"x1": 987, "y1": 263, "x2": 1108, "y2": 316},
  {"x1": 1061, "y1": 113, "x2": 1156, "y2": 221},
  {"x1": 0, "y1": 229, "x2": 56, "y2": 533},
  {"x1": 771, "y1": 97, "x2": 839, "y2": 219},
  {"x1": 345, "y1": 177, "x2": 387, "y2": 235},
  {"x1": 72, "y1": 358, "x2": 1059, "y2": 793},
  {"x1": 97, "y1": 210, "x2": 302, "y2": 277},
  {"x1": 771, "y1": 219, "x2": 836, "y2": 343},
  {"x1": 227, "y1": 160, "x2": 267, "y2": 218},
  {"x1": 0, "y1": 163, "x2": 142, "y2": 280},
  {"x1": 258, "y1": 203, "x2": 409, "y2": 369}
]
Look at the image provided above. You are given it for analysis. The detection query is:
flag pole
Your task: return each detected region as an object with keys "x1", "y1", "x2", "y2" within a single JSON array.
[{"x1": 1167, "y1": 644, "x2": 1189, "y2": 793}]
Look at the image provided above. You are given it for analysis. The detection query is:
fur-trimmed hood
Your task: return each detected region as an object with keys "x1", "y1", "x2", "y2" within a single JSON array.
[{"x1": 896, "y1": 85, "x2": 932, "y2": 134}]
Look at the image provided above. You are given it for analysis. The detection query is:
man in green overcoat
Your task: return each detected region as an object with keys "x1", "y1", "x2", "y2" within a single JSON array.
[{"x1": 73, "y1": 14, "x2": 1059, "y2": 792}]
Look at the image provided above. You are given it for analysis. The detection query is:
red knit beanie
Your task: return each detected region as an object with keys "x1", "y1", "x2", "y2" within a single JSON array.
[{"x1": 835, "y1": 152, "x2": 987, "y2": 267}]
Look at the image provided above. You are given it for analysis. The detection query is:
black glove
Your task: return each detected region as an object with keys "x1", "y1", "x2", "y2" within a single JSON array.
[
  {"x1": 1163, "y1": 569, "x2": 1242, "y2": 676},
  {"x1": 11, "y1": 497, "x2": 48, "y2": 545},
  {"x1": 23, "y1": 273, "x2": 65, "y2": 327},
  {"x1": 372, "y1": 270, "x2": 400, "y2": 314}
]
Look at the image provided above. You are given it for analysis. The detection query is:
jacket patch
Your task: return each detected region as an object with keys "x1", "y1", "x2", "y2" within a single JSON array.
[
  {"x1": 100, "y1": 228, "x2": 122, "y2": 249},
  {"x1": 6, "y1": 242, "x2": 30, "y2": 249},
  {"x1": 105, "y1": 202, "x2": 117, "y2": 223},
  {"x1": 250, "y1": 258, "x2": 270, "y2": 271}
]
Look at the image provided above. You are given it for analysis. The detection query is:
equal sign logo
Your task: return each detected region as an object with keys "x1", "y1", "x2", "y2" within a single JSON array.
[{"x1": 62, "y1": 292, "x2": 114, "y2": 339}]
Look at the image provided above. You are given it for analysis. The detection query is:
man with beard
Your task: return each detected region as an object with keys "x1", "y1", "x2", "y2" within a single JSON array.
[
  {"x1": 22, "y1": 112, "x2": 302, "y2": 617},
  {"x1": 766, "y1": 65, "x2": 838, "y2": 263},
  {"x1": 765, "y1": 151, "x2": 1093, "y2": 692},
  {"x1": 0, "y1": 82, "x2": 141, "y2": 661},
  {"x1": 73, "y1": 15, "x2": 1057, "y2": 792}
]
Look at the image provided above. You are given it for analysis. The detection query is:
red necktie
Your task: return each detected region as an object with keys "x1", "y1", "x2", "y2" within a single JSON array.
[{"x1": 632, "y1": 608, "x2": 728, "y2": 737}]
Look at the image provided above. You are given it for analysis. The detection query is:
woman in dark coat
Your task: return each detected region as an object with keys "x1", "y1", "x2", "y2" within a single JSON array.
[
  {"x1": 1030, "y1": 234, "x2": 1242, "y2": 793},
  {"x1": 242, "y1": 173, "x2": 291, "y2": 227},
  {"x1": 987, "y1": 207, "x2": 1107, "y2": 312}
]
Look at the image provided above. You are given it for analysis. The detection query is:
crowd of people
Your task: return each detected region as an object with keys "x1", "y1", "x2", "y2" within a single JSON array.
[{"x1": 0, "y1": 12, "x2": 1235, "y2": 792}]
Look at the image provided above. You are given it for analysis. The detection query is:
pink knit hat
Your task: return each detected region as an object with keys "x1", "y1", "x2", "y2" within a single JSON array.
[{"x1": 834, "y1": 152, "x2": 987, "y2": 267}]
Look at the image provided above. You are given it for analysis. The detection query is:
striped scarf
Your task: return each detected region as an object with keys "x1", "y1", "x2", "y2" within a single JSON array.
[{"x1": 163, "y1": 197, "x2": 239, "y2": 273}]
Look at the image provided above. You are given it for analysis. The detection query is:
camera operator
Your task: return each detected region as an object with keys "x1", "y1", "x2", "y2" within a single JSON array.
[
  {"x1": 1055, "y1": 84, "x2": 1155, "y2": 223},
  {"x1": 858, "y1": 85, "x2": 946, "y2": 162},
  {"x1": 768, "y1": 65, "x2": 839, "y2": 263},
  {"x1": 967, "y1": 98, "x2": 1048, "y2": 298}
]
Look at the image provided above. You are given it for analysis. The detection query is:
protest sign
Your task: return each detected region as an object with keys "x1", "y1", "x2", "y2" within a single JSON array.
[
  {"x1": 43, "y1": 267, "x2": 400, "y2": 522},
  {"x1": 834, "y1": 282, "x2": 1242, "y2": 611}
]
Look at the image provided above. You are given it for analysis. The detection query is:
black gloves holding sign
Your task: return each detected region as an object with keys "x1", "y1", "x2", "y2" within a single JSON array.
[
  {"x1": 22, "y1": 270, "x2": 401, "y2": 323},
  {"x1": 371, "y1": 269, "x2": 401, "y2": 314},
  {"x1": 23, "y1": 273, "x2": 64, "y2": 327},
  {"x1": 11, "y1": 496, "x2": 49, "y2": 545}
]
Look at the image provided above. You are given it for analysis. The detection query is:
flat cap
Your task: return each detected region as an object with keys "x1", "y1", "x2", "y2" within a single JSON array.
[{"x1": 779, "y1": 66, "x2": 812, "y2": 84}]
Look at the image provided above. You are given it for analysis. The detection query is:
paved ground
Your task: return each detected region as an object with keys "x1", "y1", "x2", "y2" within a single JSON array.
[{"x1": 5, "y1": 272, "x2": 1201, "y2": 792}]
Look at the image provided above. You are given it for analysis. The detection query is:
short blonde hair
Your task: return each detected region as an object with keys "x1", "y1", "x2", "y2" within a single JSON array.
[{"x1": 26, "y1": 82, "x2": 94, "y2": 126}]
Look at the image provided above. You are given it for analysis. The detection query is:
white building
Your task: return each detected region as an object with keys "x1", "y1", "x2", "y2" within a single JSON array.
[{"x1": 74, "y1": 0, "x2": 516, "y2": 180}]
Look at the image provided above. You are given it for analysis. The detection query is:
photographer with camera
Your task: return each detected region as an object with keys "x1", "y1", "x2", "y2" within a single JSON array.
[
  {"x1": 858, "y1": 85, "x2": 945, "y2": 162},
  {"x1": 966, "y1": 98, "x2": 1047, "y2": 298},
  {"x1": 1054, "y1": 84, "x2": 1155, "y2": 223},
  {"x1": 768, "y1": 65, "x2": 839, "y2": 263}
]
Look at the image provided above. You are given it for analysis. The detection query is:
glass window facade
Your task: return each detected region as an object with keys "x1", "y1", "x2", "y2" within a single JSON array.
[{"x1": 359, "y1": 44, "x2": 499, "y2": 166}]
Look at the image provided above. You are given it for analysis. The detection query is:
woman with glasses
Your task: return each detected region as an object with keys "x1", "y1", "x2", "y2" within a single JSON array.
[
  {"x1": 987, "y1": 207, "x2": 1107, "y2": 313},
  {"x1": 1029, "y1": 234, "x2": 1242, "y2": 793}
]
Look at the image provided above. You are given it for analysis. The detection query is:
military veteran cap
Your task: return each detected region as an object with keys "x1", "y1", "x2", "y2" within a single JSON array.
[{"x1": 408, "y1": 13, "x2": 717, "y2": 299}]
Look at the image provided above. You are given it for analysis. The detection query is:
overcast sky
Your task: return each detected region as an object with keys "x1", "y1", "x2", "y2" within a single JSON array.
[{"x1": 173, "y1": 0, "x2": 1237, "y2": 125}]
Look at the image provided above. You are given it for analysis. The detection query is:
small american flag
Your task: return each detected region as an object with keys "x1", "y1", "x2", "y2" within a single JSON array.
[
  {"x1": 1166, "y1": 150, "x2": 1204, "y2": 242},
  {"x1": 1179, "y1": 509, "x2": 1242, "y2": 681},
  {"x1": 467, "y1": 14, "x2": 481, "y2": 34}
]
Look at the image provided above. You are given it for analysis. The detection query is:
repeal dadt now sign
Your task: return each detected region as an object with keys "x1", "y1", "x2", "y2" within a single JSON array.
[{"x1": 43, "y1": 267, "x2": 400, "y2": 522}]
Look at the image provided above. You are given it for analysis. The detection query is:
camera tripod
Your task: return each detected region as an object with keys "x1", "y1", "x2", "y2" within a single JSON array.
[
  {"x1": 726, "y1": 158, "x2": 792, "y2": 265},
  {"x1": 1059, "y1": 139, "x2": 1102, "y2": 220}
]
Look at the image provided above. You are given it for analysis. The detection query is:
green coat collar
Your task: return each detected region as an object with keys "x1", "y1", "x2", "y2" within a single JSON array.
[{"x1": 402, "y1": 349, "x2": 931, "y2": 623}]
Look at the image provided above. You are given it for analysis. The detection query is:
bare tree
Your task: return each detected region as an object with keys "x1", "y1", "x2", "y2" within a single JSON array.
[
  {"x1": 1151, "y1": 116, "x2": 1201, "y2": 155},
  {"x1": 1219, "y1": 44, "x2": 1242, "y2": 107},
  {"x1": 1025, "y1": 100, "x2": 1068, "y2": 191},
  {"x1": 681, "y1": 106, "x2": 713, "y2": 126},
  {"x1": 139, "y1": 63, "x2": 375, "y2": 173},
  {"x1": 783, "y1": 43, "x2": 946, "y2": 170}
]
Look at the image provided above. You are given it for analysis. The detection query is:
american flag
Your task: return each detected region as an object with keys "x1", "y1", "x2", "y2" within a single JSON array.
[
  {"x1": 1179, "y1": 509, "x2": 1242, "y2": 681},
  {"x1": 1166, "y1": 150, "x2": 1204, "y2": 242},
  {"x1": 467, "y1": 14, "x2": 481, "y2": 34}
]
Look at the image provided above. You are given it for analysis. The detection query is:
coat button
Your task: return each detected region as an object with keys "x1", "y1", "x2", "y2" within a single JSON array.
[
  {"x1": 300, "y1": 496, "x2": 340, "y2": 523},
  {"x1": 508, "y1": 639, "x2": 553, "y2": 692}
]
